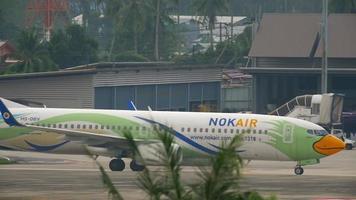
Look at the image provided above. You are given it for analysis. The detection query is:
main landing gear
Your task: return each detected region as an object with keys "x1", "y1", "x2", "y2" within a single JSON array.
[
  {"x1": 294, "y1": 165, "x2": 304, "y2": 175},
  {"x1": 109, "y1": 158, "x2": 145, "y2": 171}
]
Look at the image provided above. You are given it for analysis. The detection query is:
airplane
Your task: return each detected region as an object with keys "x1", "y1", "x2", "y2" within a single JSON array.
[{"x1": 0, "y1": 98, "x2": 345, "y2": 175}]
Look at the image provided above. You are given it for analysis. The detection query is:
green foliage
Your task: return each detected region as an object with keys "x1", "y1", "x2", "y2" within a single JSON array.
[
  {"x1": 192, "y1": 0, "x2": 229, "y2": 48},
  {"x1": 6, "y1": 29, "x2": 57, "y2": 74},
  {"x1": 92, "y1": 128, "x2": 275, "y2": 200},
  {"x1": 113, "y1": 51, "x2": 150, "y2": 62},
  {"x1": 174, "y1": 27, "x2": 252, "y2": 65},
  {"x1": 48, "y1": 25, "x2": 99, "y2": 68}
]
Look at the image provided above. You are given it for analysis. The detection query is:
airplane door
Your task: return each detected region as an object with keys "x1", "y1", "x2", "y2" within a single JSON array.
[{"x1": 283, "y1": 124, "x2": 294, "y2": 144}]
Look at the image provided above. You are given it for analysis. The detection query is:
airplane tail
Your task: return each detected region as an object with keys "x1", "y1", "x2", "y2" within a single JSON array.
[
  {"x1": 0, "y1": 98, "x2": 28, "y2": 108},
  {"x1": 0, "y1": 97, "x2": 26, "y2": 126}
]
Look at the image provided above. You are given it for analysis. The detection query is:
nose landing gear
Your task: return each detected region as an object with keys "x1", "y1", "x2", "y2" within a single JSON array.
[{"x1": 294, "y1": 165, "x2": 304, "y2": 175}]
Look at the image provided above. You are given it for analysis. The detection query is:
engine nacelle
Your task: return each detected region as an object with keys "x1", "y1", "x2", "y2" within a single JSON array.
[{"x1": 136, "y1": 143, "x2": 182, "y2": 165}]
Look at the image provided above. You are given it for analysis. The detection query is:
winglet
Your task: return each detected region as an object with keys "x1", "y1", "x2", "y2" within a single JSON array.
[
  {"x1": 128, "y1": 100, "x2": 138, "y2": 111},
  {"x1": 0, "y1": 98, "x2": 22, "y2": 126}
]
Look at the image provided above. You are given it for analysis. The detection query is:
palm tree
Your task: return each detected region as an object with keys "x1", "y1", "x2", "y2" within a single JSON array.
[
  {"x1": 7, "y1": 29, "x2": 56, "y2": 74},
  {"x1": 118, "y1": 0, "x2": 150, "y2": 53},
  {"x1": 153, "y1": 0, "x2": 180, "y2": 61},
  {"x1": 193, "y1": 0, "x2": 229, "y2": 49},
  {"x1": 104, "y1": 0, "x2": 123, "y2": 61}
]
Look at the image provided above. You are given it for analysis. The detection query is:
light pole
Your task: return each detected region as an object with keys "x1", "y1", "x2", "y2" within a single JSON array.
[{"x1": 321, "y1": 0, "x2": 328, "y2": 94}]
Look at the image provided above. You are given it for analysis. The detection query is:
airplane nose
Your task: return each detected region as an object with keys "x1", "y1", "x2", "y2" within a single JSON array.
[{"x1": 313, "y1": 134, "x2": 345, "y2": 156}]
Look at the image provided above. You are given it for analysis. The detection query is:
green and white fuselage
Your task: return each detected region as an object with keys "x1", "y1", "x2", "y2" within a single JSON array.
[{"x1": 0, "y1": 106, "x2": 344, "y2": 166}]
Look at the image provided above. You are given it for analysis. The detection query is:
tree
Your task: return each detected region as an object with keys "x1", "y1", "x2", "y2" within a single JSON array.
[
  {"x1": 117, "y1": 0, "x2": 150, "y2": 53},
  {"x1": 153, "y1": 0, "x2": 181, "y2": 61},
  {"x1": 193, "y1": 0, "x2": 229, "y2": 49},
  {"x1": 48, "y1": 24, "x2": 98, "y2": 68},
  {"x1": 7, "y1": 29, "x2": 56, "y2": 74}
]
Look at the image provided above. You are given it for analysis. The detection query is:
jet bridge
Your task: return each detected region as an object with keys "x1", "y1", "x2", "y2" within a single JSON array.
[{"x1": 269, "y1": 93, "x2": 344, "y2": 129}]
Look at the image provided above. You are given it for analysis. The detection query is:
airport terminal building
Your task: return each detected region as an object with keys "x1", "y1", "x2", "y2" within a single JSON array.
[
  {"x1": 0, "y1": 62, "x2": 251, "y2": 112},
  {"x1": 242, "y1": 13, "x2": 356, "y2": 113}
]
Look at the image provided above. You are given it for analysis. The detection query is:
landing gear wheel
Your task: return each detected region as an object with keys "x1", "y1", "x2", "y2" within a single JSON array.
[
  {"x1": 109, "y1": 159, "x2": 125, "y2": 171},
  {"x1": 294, "y1": 166, "x2": 304, "y2": 175},
  {"x1": 130, "y1": 160, "x2": 145, "y2": 171}
]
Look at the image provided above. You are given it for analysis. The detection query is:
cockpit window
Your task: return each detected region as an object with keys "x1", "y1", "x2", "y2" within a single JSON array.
[{"x1": 307, "y1": 129, "x2": 328, "y2": 136}]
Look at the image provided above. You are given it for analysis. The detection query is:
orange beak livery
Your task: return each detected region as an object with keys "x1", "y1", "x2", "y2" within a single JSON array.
[{"x1": 313, "y1": 134, "x2": 345, "y2": 156}]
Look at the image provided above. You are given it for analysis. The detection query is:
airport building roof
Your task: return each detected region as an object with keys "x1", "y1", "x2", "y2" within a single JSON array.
[
  {"x1": 249, "y1": 13, "x2": 356, "y2": 58},
  {"x1": 0, "y1": 62, "x2": 226, "y2": 80}
]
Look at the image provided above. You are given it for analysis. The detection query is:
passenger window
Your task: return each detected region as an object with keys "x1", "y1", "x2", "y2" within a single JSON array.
[
  {"x1": 106, "y1": 125, "x2": 110, "y2": 129},
  {"x1": 58, "y1": 124, "x2": 62, "y2": 128},
  {"x1": 64, "y1": 124, "x2": 68, "y2": 129},
  {"x1": 259, "y1": 130, "x2": 262, "y2": 134},
  {"x1": 48, "y1": 124, "x2": 51, "y2": 128},
  {"x1": 112, "y1": 125, "x2": 116, "y2": 130},
  {"x1": 241, "y1": 129, "x2": 245, "y2": 134},
  {"x1": 224, "y1": 129, "x2": 227, "y2": 133},
  {"x1": 236, "y1": 129, "x2": 239, "y2": 134},
  {"x1": 101, "y1": 125, "x2": 105, "y2": 129},
  {"x1": 77, "y1": 124, "x2": 80, "y2": 129},
  {"x1": 181, "y1": 127, "x2": 185, "y2": 132},
  {"x1": 142, "y1": 127, "x2": 146, "y2": 131},
  {"x1": 117, "y1": 126, "x2": 121, "y2": 130},
  {"x1": 212, "y1": 128, "x2": 215, "y2": 133},
  {"x1": 95, "y1": 125, "x2": 98, "y2": 129},
  {"x1": 264, "y1": 130, "x2": 268, "y2": 134},
  {"x1": 83, "y1": 125, "x2": 86, "y2": 129},
  {"x1": 71, "y1": 124, "x2": 74, "y2": 129},
  {"x1": 253, "y1": 130, "x2": 257, "y2": 134},
  {"x1": 193, "y1": 128, "x2": 197, "y2": 132},
  {"x1": 218, "y1": 129, "x2": 221, "y2": 133},
  {"x1": 200, "y1": 128, "x2": 203, "y2": 132},
  {"x1": 136, "y1": 126, "x2": 139, "y2": 131},
  {"x1": 187, "y1": 128, "x2": 191, "y2": 132},
  {"x1": 230, "y1": 129, "x2": 234, "y2": 134},
  {"x1": 129, "y1": 126, "x2": 133, "y2": 130},
  {"x1": 205, "y1": 128, "x2": 209, "y2": 132}
]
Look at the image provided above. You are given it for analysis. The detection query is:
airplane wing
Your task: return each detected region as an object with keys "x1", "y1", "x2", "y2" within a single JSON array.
[{"x1": 0, "y1": 98, "x2": 154, "y2": 150}]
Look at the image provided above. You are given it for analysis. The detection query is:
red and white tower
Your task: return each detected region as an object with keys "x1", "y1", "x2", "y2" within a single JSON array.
[{"x1": 26, "y1": 0, "x2": 69, "y2": 41}]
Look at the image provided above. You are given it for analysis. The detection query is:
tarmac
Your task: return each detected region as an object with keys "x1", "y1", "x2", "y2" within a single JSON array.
[{"x1": 0, "y1": 149, "x2": 355, "y2": 200}]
